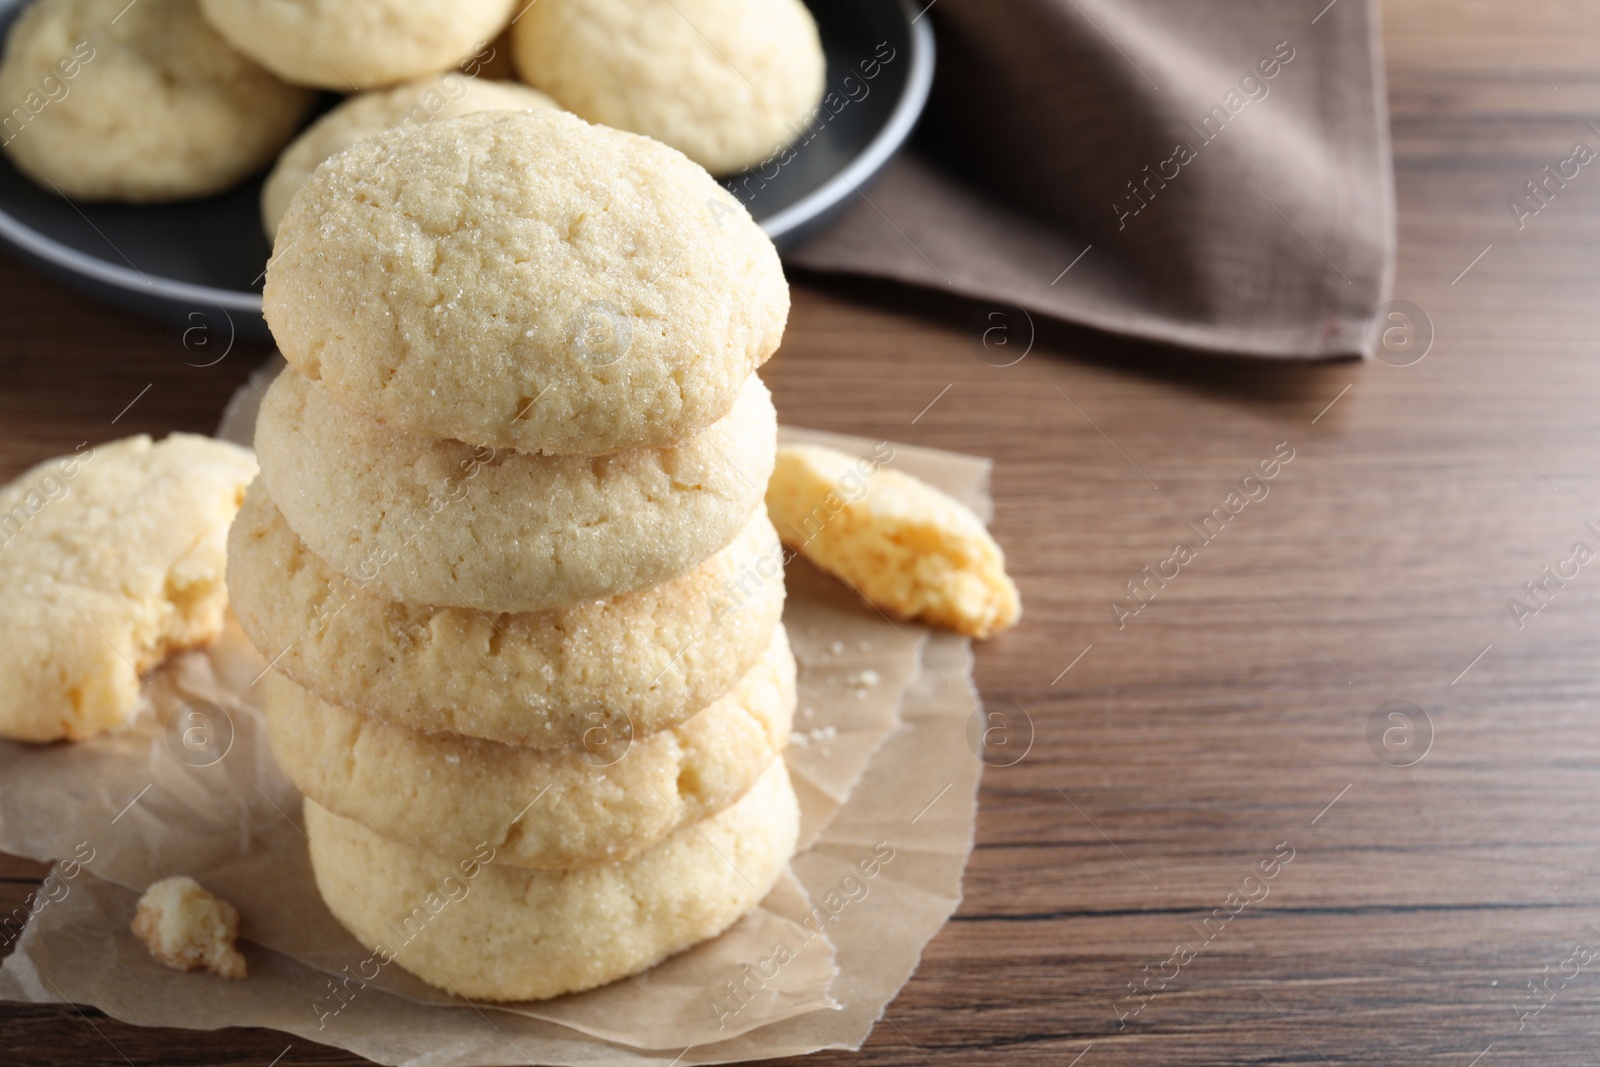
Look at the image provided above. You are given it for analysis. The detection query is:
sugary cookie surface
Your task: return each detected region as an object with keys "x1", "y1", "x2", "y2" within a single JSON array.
[
  {"x1": 252, "y1": 367, "x2": 777, "y2": 612},
  {"x1": 261, "y1": 73, "x2": 557, "y2": 234},
  {"x1": 0, "y1": 0, "x2": 313, "y2": 201},
  {"x1": 305, "y1": 759, "x2": 799, "y2": 1001},
  {"x1": 510, "y1": 0, "x2": 825, "y2": 175},
  {"x1": 198, "y1": 0, "x2": 517, "y2": 90},
  {"x1": 264, "y1": 109, "x2": 788, "y2": 456},
  {"x1": 0, "y1": 434, "x2": 257, "y2": 742},
  {"x1": 227, "y1": 483, "x2": 786, "y2": 747},
  {"x1": 264, "y1": 625, "x2": 795, "y2": 869}
]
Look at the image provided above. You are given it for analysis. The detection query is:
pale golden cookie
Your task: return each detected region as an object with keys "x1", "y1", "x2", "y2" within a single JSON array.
[
  {"x1": 767, "y1": 444, "x2": 1021, "y2": 639},
  {"x1": 254, "y1": 367, "x2": 776, "y2": 612},
  {"x1": 264, "y1": 625, "x2": 793, "y2": 869},
  {"x1": 262, "y1": 73, "x2": 556, "y2": 236},
  {"x1": 261, "y1": 74, "x2": 557, "y2": 235},
  {"x1": 0, "y1": 0, "x2": 313, "y2": 202},
  {"x1": 511, "y1": 0, "x2": 825, "y2": 175},
  {"x1": 0, "y1": 435, "x2": 256, "y2": 743},
  {"x1": 197, "y1": 0, "x2": 516, "y2": 90},
  {"x1": 264, "y1": 109, "x2": 788, "y2": 456},
  {"x1": 306, "y1": 758, "x2": 798, "y2": 1001},
  {"x1": 131, "y1": 876, "x2": 247, "y2": 980},
  {"x1": 227, "y1": 484, "x2": 786, "y2": 746}
]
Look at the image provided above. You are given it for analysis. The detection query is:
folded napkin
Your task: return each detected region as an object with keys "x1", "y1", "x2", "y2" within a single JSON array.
[{"x1": 789, "y1": 0, "x2": 1394, "y2": 359}]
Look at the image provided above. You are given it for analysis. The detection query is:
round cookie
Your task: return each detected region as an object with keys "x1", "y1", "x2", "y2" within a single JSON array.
[
  {"x1": 306, "y1": 757, "x2": 799, "y2": 1001},
  {"x1": 261, "y1": 73, "x2": 557, "y2": 235},
  {"x1": 511, "y1": 0, "x2": 825, "y2": 175},
  {"x1": 264, "y1": 625, "x2": 793, "y2": 869},
  {"x1": 197, "y1": 0, "x2": 516, "y2": 90},
  {"x1": 264, "y1": 108, "x2": 788, "y2": 456},
  {"x1": 0, "y1": 435, "x2": 257, "y2": 742},
  {"x1": 228, "y1": 483, "x2": 786, "y2": 747},
  {"x1": 254, "y1": 367, "x2": 777, "y2": 613},
  {"x1": 0, "y1": 0, "x2": 314, "y2": 203}
]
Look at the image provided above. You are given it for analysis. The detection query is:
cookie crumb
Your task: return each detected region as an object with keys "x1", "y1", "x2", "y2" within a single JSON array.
[
  {"x1": 790, "y1": 725, "x2": 838, "y2": 747},
  {"x1": 131, "y1": 876, "x2": 247, "y2": 979}
]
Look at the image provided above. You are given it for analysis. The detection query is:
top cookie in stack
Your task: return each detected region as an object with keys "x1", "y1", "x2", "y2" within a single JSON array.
[
  {"x1": 264, "y1": 108, "x2": 788, "y2": 456},
  {"x1": 231, "y1": 108, "x2": 798, "y2": 1001}
]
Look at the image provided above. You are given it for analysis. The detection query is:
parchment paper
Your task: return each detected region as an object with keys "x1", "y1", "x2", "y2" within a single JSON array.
[{"x1": 0, "y1": 372, "x2": 991, "y2": 1065}]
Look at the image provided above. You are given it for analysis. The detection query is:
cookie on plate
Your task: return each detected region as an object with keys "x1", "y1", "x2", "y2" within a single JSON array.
[
  {"x1": 0, "y1": 0, "x2": 313, "y2": 202},
  {"x1": 261, "y1": 73, "x2": 557, "y2": 235},
  {"x1": 767, "y1": 443, "x2": 1021, "y2": 639},
  {"x1": 0, "y1": 435, "x2": 257, "y2": 742},
  {"x1": 265, "y1": 624, "x2": 793, "y2": 869},
  {"x1": 306, "y1": 757, "x2": 798, "y2": 1001},
  {"x1": 265, "y1": 109, "x2": 788, "y2": 456},
  {"x1": 197, "y1": 0, "x2": 516, "y2": 90},
  {"x1": 510, "y1": 0, "x2": 825, "y2": 175},
  {"x1": 253, "y1": 367, "x2": 776, "y2": 612},
  {"x1": 228, "y1": 483, "x2": 785, "y2": 747}
]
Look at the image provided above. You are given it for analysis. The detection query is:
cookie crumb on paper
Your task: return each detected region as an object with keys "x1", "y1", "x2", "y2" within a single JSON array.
[{"x1": 132, "y1": 876, "x2": 247, "y2": 980}]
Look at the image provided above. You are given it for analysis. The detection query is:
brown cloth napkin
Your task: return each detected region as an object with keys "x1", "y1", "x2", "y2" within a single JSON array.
[{"x1": 788, "y1": 0, "x2": 1394, "y2": 359}]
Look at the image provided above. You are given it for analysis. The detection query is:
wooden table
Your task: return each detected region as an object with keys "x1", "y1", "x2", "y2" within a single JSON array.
[{"x1": 5, "y1": 2, "x2": 1600, "y2": 1063}]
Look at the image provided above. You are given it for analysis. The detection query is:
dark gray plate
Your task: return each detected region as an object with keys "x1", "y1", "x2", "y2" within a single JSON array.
[{"x1": 0, "y1": 0, "x2": 932, "y2": 341}]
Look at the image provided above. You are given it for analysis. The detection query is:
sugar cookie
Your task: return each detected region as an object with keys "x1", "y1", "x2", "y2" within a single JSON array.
[
  {"x1": 305, "y1": 757, "x2": 798, "y2": 1001},
  {"x1": 265, "y1": 625, "x2": 793, "y2": 869},
  {"x1": 261, "y1": 73, "x2": 556, "y2": 235},
  {"x1": 0, "y1": 434, "x2": 257, "y2": 742},
  {"x1": 227, "y1": 484, "x2": 785, "y2": 746},
  {"x1": 0, "y1": 0, "x2": 313, "y2": 202},
  {"x1": 254, "y1": 367, "x2": 776, "y2": 612},
  {"x1": 198, "y1": 0, "x2": 516, "y2": 90},
  {"x1": 510, "y1": 0, "x2": 824, "y2": 175},
  {"x1": 264, "y1": 109, "x2": 788, "y2": 455}
]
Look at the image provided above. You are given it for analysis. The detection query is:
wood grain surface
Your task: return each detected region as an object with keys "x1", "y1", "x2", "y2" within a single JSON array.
[{"x1": 5, "y1": 1, "x2": 1600, "y2": 1063}]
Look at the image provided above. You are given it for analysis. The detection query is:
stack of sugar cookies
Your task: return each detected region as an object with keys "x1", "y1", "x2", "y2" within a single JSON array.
[{"x1": 226, "y1": 108, "x2": 796, "y2": 1001}]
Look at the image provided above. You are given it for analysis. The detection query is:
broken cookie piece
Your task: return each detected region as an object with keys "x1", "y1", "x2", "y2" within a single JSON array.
[
  {"x1": 766, "y1": 444, "x2": 1021, "y2": 639},
  {"x1": 0, "y1": 434, "x2": 257, "y2": 742},
  {"x1": 131, "y1": 876, "x2": 247, "y2": 980}
]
